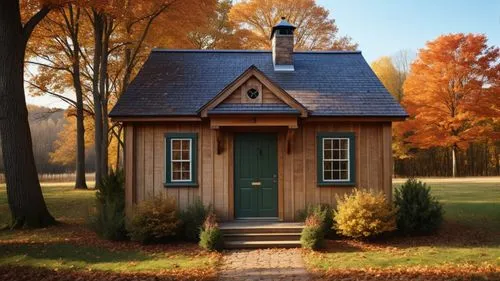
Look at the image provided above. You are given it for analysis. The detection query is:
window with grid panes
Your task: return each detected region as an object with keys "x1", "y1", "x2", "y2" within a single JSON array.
[
  {"x1": 317, "y1": 132, "x2": 355, "y2": 186},
  {"x1": 165, "y1": 133, "x2": 198, "y2": 186}
]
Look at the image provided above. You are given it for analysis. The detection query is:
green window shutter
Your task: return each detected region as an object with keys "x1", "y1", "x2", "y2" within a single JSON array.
[
  {"x1": 316, "y1": 132, "x2": 356, "y2": 187},
  {"x1": 164, "y1": 133, "x2": 198, "y2": 187}
]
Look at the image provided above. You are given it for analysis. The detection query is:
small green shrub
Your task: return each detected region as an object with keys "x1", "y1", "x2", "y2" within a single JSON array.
[
  {"x1": 334, "y1": 189, "x2": 397, "y2": 239},
  {"x1": 127, "y1": 196, "x2": 181, "y2": 244},
  {"x1": 179, "y1": 199, "x2": 211, "y2": 242},
  {"x1": 89, "y1": 170, "x2": 127, "y2": 241},
  {"x1": 394, "y1": 178, "x2": 443, "y2": 235},
  {"x1": 297, "y1": 204, "x2": 333, "y2": 232},
  {"x1": 300, "y1": 214, "x2": 325, "y2": 250},
  {"x1": 199, "y1": 212, "x2": 223, "y2": 251}
]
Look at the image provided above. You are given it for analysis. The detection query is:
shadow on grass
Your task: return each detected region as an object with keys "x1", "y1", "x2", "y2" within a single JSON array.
[
  {"x1": 0, "y1": 265, "x2": 216, "y2": 281},
  {"x1": 0, "y1": 242, "x2": 151, "y2": 264},
  {"x1": 383, "y1": 221, "x2": 500, "y2": 249},
  {"x1": 0, "y1": 222, "x2": 207, "y2": 256},
  {"x1": 319, "y1": 221, "x2": 500, "y2": 255},
  {"x1": 317, "y1": 240, "x2": 364, "y2": 253},
  {"x1": 442, "y1": 202, "x2": 500, "y2": 230}
]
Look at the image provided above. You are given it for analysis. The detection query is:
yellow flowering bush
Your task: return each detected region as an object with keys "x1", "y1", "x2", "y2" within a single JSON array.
[{"x1": 333, "y1": 189, "x2": 397, "y2": 238}]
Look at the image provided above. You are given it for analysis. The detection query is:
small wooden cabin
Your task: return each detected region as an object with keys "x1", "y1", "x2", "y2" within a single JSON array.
[{"x1": 110, "y1": 19, "x2": 407, "y2": 222}]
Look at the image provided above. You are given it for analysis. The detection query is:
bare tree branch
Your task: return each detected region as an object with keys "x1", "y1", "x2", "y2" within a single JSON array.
[
  {"x1": 26, "y1": 61, "x2": 71, "y2": 72},
  {"x1": 25, "y1": 80, "x2": 77, "y2": 108},
  {"x1": 23, "y1": 6, "x2": 51, "y2": 43}
]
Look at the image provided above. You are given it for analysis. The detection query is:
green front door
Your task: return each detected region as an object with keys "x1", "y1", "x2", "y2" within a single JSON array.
[{"x1": 234, "y1": 133, "x2": 278, "y2": 218}]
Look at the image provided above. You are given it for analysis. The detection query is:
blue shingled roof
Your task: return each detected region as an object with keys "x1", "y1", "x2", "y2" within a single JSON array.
[{"x1": 109, "y1": 49, "x2": 407, "y2": 118}]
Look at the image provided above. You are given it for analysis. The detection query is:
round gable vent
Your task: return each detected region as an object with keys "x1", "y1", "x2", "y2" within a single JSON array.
[{"x1": 247, "y1": 88, "x2": 259, "y2": 99}]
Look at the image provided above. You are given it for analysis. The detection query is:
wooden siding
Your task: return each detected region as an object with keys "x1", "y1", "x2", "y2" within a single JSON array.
[{"x1": 124, "y1": 120, "x2": 393, "y2": 221}]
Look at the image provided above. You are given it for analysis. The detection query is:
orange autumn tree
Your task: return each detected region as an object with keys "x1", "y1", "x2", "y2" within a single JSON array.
[
  {"x1": 403, "y1": 33, "x2": 500, "y2": 177},
  {"x1": 229, "y1": 0, "x2": 357, "y2": 50},
  {"x1": 26, "y1": 0, "x2": 217, "y2": 188},
  {"x1": 185, "y1": 0, "x2": 240, "y2": 49}
]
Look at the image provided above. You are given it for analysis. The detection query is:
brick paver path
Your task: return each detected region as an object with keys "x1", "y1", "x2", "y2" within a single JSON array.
[{"x1": 218, "y1": 249, "x2": 310, "y2": 281}]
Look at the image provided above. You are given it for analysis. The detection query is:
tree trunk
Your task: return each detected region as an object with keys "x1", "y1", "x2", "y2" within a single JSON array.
[
  {"x1": 101, "y1": 104, "x2": 108, "y2": 177},
  {"x1": 121, "y1": 12, "x2": 133, "y2": 96},
  {"x1": 115, "y1": 125, "x2": 123, "y2": 169},
  {"x1": 69, "y1": 6, "x2": 87, "y2": 190},
  {"x1": 92, "y1": 10, "x2": 104, "y2": 187},
  {"x1": 73, "y1": 68, "x2": 87, "y2": 190},
  {"x1": 452, "y1": 145, "x2": 457, "y2": 177},
  {"x1": 0, "y1": 0, "x2": 55, "y2": 228},
  {"x1": 99, "y1": 18, "x2": 111, "y2": 179},
  {"x1": 495, "y1": 145, "x2": 500, "y2": 176}
]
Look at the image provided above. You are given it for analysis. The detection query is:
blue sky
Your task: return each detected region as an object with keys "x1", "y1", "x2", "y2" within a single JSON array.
[{"x1": 317, "y1": 0, "x2": 500, "y2": 62}]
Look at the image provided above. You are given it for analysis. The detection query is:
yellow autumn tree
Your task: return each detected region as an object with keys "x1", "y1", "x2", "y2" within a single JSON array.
[
  {"x1": 229, "y1": 0, "x2": 357, "y2": 50},
  {"x1": 50, "y1": 109, "x2": 121, "y2": 170},
  {"x1": 49, "y1": 111, "x2": 94, "y2": 166},
  {"x1": 371, "y1": 56, "x2": 400, "y2": 101},
  {"x1": 371, "y1": 56, "x2": 411, "y2": 160}
]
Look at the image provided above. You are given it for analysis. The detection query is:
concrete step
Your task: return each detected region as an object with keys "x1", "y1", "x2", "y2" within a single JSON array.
[
  {"x1": 224, "y1": 240, "x2": 302, "y2": 249},
  {"x1": 219, "y1": 222, "x2": 304, "y2": 249},
  {"x1": 221, "y1": 227, "x2": 303, "y2": 234},
  {"x1": 220, "y1": 223, "x2": 304, "y2": 234},
  {"x1": 224, "y1": 232, "x2": 301, "y2": 241}
]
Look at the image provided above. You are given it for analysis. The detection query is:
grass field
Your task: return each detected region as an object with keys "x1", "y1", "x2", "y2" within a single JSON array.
[
  {"x1": 305, "y1": 178, "x2": 500, "y2": 278},
  {"x1": 0, "y1": 183, "x2": 219, "y2": 280},
  {"x1": 414, "y1": 182, "x2": 500, "y2": 231},
  {"x1": 0, "y1": 182, "x2": 96, "y2": 226}
]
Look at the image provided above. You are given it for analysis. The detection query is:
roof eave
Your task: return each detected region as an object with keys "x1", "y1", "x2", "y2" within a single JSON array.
[{"x1": 207, "y1": 111, "x2": 301, "y2": 116}]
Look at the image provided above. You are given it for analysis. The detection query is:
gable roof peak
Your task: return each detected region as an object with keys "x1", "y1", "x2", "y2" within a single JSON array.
[{"x1": 198, "y1": 65, "x2": 308, "y2": 118}]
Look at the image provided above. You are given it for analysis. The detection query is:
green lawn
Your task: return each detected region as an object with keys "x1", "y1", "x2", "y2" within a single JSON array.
[
  {"x1": 421, "y1": 182, "x2": 500, "y2": 231},
  {"x1": 0, "y1": 183, "x2": 220, "y2": 280},
  {"x1": 0, "y1": 182, "x2": 96, "y2": 226},
  {"x1": 305, "y1": 179, "x2": 500, "y2": 275},
  {"x1": 309, "y1": 244, "x2": 500, "y2": 270},
  {"x1": 0, "y1": 241, "x2": 216, "y2": 273}
]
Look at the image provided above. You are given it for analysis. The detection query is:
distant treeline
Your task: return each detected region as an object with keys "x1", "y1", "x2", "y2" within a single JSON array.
[
  {"x1": 395, "y1": 143, "x2": 500, "y2": 177},
  {"x1": 0, "y1": 173, "x2": 95, "y2": 184},
  {"x1": 0, "y1": 105, "x2": 96, "y2": 175}
]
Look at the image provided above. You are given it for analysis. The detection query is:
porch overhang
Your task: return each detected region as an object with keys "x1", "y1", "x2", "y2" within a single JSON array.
[{"x1": 209, "y1": 115, "x2": 298, "y2": 129}]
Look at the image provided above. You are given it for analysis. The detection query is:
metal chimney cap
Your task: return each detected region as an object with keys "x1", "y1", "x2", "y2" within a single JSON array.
[{"x1": 270, "y1": 17, "x2": 296, "y2": 39}]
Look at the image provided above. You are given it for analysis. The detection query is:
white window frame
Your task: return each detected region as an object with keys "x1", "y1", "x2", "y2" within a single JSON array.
[
  {"x1": 169, "y1": 138, "x2": 192, "y2": 182},
  {"x1": 322, "y1": 137, "x2": 350, "y2": 182}
]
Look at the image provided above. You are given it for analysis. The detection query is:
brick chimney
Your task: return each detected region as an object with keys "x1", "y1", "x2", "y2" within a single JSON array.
[{"x1": 271, "y1": 17, "x2": 296, "y2": 72}]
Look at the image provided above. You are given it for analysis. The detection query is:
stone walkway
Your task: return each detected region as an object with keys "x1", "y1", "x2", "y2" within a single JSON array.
[{"x1": 218, "y1": 248, "x2": 310, "y2": 281}]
